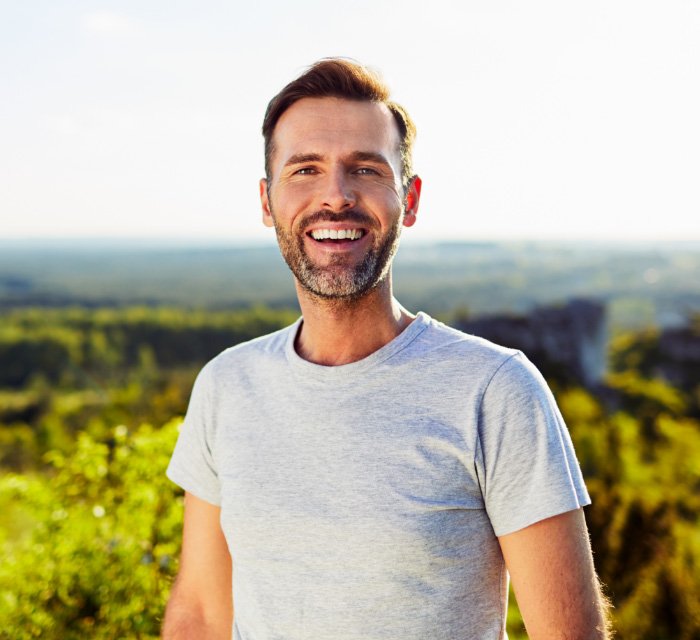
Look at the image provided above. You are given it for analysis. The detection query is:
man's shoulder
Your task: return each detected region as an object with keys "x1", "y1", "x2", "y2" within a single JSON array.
[
  {"x1": 418, "y1": 314, "x2": 519, "y2": 365},
  {"x1": 418, "y1": 316, "x2": 561, "y2": 410},
  {"x1": 203, "y1": 319, "x2": 298, "y2": 375}
]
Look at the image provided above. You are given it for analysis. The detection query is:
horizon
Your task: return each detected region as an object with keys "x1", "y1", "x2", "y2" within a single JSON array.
[{"x1": 3, "y1": 235, "x2": 700, "y2": 252}]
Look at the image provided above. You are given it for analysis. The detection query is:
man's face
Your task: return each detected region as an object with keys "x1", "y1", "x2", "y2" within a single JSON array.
[{"x1": 260, "y1": 97, "x2": 421, "y2": 301}]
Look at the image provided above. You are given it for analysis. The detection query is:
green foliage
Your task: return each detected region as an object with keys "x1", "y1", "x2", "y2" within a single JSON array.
[
  {"x1": 0, "y1": 421, "x2": 183, "y2": 639},
  {"x1": 606, "y1": 371, "x2": 687, "y2": 417},
  {"x1": 0, "y1": 305, "x2": 298, "y2": 389},
  {"x1": 609, "y1": 325, "x2": 700, "y2": 419},
  {"x1": 506, "y1": 584, "x2": 528, "y2": 639},
  {"x1": 559, "y1": 387, "x2": 700, "y2": 638},
  {"x1": 609, "y1": 327, "x2": 660, "y2": 373}
]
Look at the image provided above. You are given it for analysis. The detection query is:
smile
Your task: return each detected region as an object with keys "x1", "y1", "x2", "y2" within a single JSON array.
[{"x1": 309, "y1": 229, "x2": 365, "y2": 241}]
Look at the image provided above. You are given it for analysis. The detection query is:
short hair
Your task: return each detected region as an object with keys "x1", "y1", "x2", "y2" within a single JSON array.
[{"x1": 262, "y1": 58, "x2": 416, "y2": 190}]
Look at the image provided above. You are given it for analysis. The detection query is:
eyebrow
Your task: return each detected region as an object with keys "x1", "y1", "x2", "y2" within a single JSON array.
[
  {"x1": 349, "y1": 151, "x2": 392, "y2": 166},
  {"x1": 283, "y1": 151, "x2": 393, "y2": 169},
  {"x1": 284, "y1": 153, "x2": 324, "y2": 167}
]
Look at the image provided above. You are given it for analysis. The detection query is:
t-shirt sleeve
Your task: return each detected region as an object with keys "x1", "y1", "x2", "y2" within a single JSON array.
[
  {"x1": 475, "y1": 352, "x2": 590, "y2": 537},
  {"x1": 166, "y1": 363, "x2": 222, "y2": 506}
]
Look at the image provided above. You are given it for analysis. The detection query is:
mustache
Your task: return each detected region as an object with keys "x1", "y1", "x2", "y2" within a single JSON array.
[{"x1": 299, "y1": 209, "x2": 375, "y2": 232}]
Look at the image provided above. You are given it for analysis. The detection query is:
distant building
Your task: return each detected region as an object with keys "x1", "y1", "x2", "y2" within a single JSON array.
[{"x1": 457, "y1": 299, "x2": 607, "y2": 387}]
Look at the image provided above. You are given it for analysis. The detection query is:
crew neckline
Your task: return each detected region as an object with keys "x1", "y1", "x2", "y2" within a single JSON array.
[{"x1": 285, "y1": 311, "x2": 431, "y2": 382}]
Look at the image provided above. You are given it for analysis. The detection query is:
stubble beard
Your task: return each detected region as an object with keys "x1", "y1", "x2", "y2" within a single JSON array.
[{"x1": 271, "y1": 207, "x2": 403, "y2": 302}]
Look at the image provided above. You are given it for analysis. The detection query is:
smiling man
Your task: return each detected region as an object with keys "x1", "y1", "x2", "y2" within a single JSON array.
[
  {"x1": 261, "y1": 97, "x2": 413, "y2": 306},
  {"x1": 162, "y1": 59, "x2": 611, "y2": 639}
]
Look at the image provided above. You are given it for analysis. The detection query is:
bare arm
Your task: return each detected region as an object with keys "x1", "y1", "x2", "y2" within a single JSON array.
[
  {"x1": 162, "y1": 492, "x2": 233, "y2": 639},
  {"x1": 498, "y1": 508, "x2": 612, "y2": 640}
]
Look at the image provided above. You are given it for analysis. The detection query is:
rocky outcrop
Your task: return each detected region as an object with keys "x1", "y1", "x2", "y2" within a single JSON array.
[
  {"x1": 655, "y1": 326, "x2": 700, "y2": 389},
  {"x1": 456, "y1": 299, "x2": 607, "y2": 387}
]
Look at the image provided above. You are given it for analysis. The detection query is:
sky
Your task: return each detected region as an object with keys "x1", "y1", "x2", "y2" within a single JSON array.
[{"x1": 1, "y1": 1, "x2": 699, "y2": 244}]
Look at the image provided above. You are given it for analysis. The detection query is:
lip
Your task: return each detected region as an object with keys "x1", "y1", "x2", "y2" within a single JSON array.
[
  {"x1": 305, "y1": 222, "x2": 369, "y2": 233},
  {"x1": 303, "y1": 227, "x2": 370, "y2": 253},
  {"x1": 300, "y1": 209, "x2": 374, "y2": 236}
]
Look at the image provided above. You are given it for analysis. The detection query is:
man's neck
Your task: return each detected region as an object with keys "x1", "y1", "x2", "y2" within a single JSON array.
[{"x1": 294, "y1": 277, "x2": 415, "y2": 366}]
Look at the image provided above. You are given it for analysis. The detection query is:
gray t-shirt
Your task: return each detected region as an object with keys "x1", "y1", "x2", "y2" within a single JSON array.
[{"x1": 167, "y1": 312, "x2": 590, "y2": 640}]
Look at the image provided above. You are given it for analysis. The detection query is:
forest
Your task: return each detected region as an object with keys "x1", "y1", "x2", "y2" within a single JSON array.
[{"x1": 1, "y1": 241, "x2": 699, "y2": 638}]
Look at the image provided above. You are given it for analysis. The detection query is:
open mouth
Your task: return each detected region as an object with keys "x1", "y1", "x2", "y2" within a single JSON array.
[{"x1": 308, "y1": 228, "x2": 366, "y2": 243}]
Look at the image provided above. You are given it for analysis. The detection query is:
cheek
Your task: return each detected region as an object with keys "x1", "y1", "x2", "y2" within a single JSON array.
[
  {"x1": 269, "y1": 185, "x2": 314, "y2": 225},
  {"x1": 368, "y1": 180, "x2": 404, "y2": 205},
  {"x1": 274, "y1": 182, "x2": 316, "y2": 210}
]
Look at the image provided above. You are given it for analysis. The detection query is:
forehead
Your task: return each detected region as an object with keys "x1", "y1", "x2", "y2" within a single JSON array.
[{"x1": 270, "y1": 97, "x2": 401, "y2": 168}]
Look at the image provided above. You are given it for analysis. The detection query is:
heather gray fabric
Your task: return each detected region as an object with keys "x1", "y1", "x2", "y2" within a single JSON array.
[{"x1": 167, "y1": 312, "x2": 590, "y2": 640}]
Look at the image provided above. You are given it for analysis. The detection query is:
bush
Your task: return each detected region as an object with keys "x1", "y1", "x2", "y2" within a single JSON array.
[{"x1": 0, "y1": 421, "x2": 183, "y2": 639}]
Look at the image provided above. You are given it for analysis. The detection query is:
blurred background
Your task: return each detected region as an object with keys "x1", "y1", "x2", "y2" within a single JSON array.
[{"x1": 1, "y1": 1, "x2": 699, "y2": 638}]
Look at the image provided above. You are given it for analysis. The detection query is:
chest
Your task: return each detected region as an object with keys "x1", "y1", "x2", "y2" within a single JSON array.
[{"x1": 212, "y1": 378, "x2": 486, "y2": 559}]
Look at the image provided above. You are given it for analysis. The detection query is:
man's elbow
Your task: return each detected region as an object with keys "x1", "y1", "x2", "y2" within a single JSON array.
[
  {"x1": 538, "y1": 585, "x2": 614, "y2": 640},
  {"x1": 162, "y1": 581, "x2": 233, "y2": 640}
]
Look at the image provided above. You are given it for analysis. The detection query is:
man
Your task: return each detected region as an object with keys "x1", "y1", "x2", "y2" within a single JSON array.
[{"x1": 163, "y1": 58, "x2": 611, "y2": 639}]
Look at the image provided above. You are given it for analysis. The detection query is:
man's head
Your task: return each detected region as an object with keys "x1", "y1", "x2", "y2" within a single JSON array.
[
  {"x1": 262, "y1": 58, "x2": 416, "y2": 191},
  {"x1": 259, "y1": 59, "x2": 421, "y2": 302}
]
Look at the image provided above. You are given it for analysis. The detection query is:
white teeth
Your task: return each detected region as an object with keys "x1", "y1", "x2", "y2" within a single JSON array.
[{"x1": 310, "y1": 229, "x2": 364, "y2": 241}]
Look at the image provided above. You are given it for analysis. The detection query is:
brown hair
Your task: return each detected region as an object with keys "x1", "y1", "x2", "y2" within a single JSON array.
[{"x1": 262, "y1": 58, "x2": 416, "y2": 189}]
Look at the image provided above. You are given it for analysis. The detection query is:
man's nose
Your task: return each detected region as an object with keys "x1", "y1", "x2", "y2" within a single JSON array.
[{"x1": 319, "y1": 170, "x2": 356, "y2": 212}]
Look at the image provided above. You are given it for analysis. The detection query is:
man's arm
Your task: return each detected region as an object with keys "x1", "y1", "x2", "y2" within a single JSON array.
[
  {"x1": 498, "y1": 508, "x2": 612, "y2": 640},
  {"x1": 162, "y1": 492, "x2": 233, "y2": 639}
]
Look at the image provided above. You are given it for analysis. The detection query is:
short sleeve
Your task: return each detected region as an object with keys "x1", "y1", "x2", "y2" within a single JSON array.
[
  {"x1": 166, "y1": 363, "x2": 222, "y2": 506},
  {"x1": 475, "y1": 352, "x2": 590, "y2": 537}
]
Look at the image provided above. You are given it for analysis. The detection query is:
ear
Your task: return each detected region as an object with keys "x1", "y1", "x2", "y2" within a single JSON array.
[
  {"x1": 260, "y1": 178, "x2": 274, "y2": 228},
  {"x1": 402, "y1": 175, "x2": 422, "y2": 228}
]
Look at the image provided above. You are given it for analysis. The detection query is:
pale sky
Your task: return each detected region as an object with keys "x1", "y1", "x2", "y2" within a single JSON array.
[{"x1": 1, "y1": 1, "x2": 698, "y2": 243}]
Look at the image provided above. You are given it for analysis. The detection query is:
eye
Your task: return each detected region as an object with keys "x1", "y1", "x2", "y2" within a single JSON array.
[
  {"x1": 355, "y1": 167, "x2": 380, "y2": 175},
  {"x1": 294, "y1": 167, "x2": 317, "y2": 175}
]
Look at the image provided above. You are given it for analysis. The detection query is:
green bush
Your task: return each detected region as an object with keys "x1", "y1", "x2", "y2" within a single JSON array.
[{"x1": 0, "y1": 421, "x2": 183, "y2": 639}]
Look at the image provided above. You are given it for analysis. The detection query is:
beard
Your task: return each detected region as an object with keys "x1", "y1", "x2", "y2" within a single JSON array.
[{"x1": 271, "y1": 207, "x2": 403, "y2": 301}]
